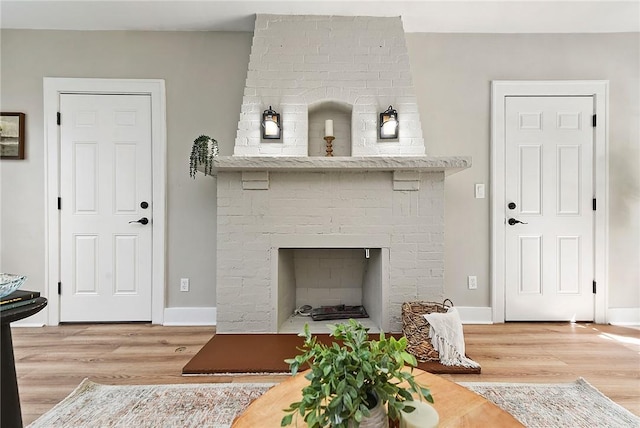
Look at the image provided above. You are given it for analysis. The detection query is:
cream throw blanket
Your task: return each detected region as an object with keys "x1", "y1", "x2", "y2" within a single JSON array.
[{"x1": 424, "y1": 307, "x2": 481, "y2": 368}]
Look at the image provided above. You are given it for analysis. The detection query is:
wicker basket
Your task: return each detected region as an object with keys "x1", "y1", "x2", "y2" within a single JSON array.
[{"x1": 402, "y1": 299, "x2": 453, "y2": 362}]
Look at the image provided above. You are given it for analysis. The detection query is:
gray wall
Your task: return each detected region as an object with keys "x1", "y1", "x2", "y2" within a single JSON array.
[
  {"x1": 1, "y1": 30, "x2": 638, "y2": 321},
  {"x1": 0, "y1": 30, "x2": 252, "y2": 314},
  {"x1": 406, "y1": 33, "x2": 639, "y2": 309}
]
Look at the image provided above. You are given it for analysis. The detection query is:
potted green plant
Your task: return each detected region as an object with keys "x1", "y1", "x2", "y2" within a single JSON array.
[
  {"x1": 189, "y1": 135, "x2": 218, "y2": 178},
  {"x1": 281, "y1": 319, "x2": 434, "y2": 428}
]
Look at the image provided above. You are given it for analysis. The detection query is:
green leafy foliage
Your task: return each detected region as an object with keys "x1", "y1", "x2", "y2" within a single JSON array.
[
  {"x1": 281, "y1": 320, "x2": 434, "y2": 427},
  {"x1": 189, "y1": 135, "x2": 218, "y2": 178}
]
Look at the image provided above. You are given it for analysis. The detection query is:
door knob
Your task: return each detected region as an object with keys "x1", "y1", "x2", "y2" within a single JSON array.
[
  {"x1": 129, "y1": 217, "x2": 149, "y2": 225},
  {"x1": 508, "y1": 218, "x2": 527, "y2": 226}
]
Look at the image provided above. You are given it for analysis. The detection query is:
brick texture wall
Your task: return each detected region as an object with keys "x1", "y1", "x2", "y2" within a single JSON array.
[
  {"x1": 216, "y1": 171, "x2": 445, "y2": 332},
  {"x1": 234, "y1": 15, "x2": 426, "y2": 156}
]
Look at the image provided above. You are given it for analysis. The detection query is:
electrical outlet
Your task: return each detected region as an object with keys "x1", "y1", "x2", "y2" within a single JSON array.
[
  {"x1": 180, "y1": 278, "x2": 190, "y2": 292},
  {"x1": 468, "y1": 275, "x2": 478, "y2": 290}
]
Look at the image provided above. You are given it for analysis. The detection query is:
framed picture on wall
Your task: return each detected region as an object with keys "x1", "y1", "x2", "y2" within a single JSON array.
[{"x1": 0, "y1": 112, "x2": 25, "y2": 159}]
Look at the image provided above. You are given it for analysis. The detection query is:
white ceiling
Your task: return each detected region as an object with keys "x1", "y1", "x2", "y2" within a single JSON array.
[{"x1": 1, "y1": 1, "x2": 638, "y2": 33}]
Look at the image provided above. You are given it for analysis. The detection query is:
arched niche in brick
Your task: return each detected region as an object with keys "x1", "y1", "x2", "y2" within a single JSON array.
[{"x1": 308, "y1": 100, "x2": 352, "y2": 157}]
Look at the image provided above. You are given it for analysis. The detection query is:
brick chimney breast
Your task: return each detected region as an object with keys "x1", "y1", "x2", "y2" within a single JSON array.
[
  {"x1": 215, "y1": 15, "x2": 470, "y2": 334},
  {"x1": 235, "y1": 14, "x2": 426, "y2": 156}
]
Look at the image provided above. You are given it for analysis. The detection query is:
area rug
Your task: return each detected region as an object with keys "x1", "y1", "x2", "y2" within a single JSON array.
[
  {"x1": 29, "y1": 378, "x2": 639, "y2": 428},
  {"x1": 182, "y1": 333, "x2": 481, "y2": 375},
  {"x1": 459, "y1": 378, "x2": 640, "y2": 428},
  {"x1": 28, "y1": 380, "x2": 275, "y2": 428}
]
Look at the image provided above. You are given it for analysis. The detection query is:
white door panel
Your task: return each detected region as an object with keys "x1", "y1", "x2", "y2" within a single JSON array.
[
  {"x1": 505, "y1": 96, "x2": 594, "y2": 321},
  {"x1": 60, "y1": 94, "x2": 152, "y2": 322}
]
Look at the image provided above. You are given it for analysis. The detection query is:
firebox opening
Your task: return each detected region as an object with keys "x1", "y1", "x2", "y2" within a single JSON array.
[{"x1": 277, "y1": 247, "x2": 385, "y2": 333}]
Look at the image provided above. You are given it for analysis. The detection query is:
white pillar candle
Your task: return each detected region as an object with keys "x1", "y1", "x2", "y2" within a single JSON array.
[
  {"x1": 324, "y1": 119, "x2": 334, "y2": 137},
  {"x1": 400, "y1": 401, "x2": 439, "y2": 428}
]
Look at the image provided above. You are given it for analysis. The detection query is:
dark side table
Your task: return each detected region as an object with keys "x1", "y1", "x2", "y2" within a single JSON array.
[{"x1": 1, "y1": 297, "x2": 47, "y2": 428}]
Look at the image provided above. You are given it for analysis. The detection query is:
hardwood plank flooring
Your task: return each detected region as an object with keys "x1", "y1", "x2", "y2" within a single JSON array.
[{"x1": 10, "y1": 322, "x2": 640, "y2": 425}]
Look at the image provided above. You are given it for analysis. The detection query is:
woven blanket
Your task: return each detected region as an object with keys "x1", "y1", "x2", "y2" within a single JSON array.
[{"x1": 424, "y1": 307, "x2": 481, "y2": 368}]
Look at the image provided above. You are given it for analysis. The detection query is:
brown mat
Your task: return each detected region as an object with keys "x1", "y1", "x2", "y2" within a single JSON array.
[{"x1": 183, "y1": 333, "x2": 481, "y2": 375}]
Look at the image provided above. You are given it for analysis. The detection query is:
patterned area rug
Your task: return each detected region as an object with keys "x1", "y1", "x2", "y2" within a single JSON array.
[
  {"x1": 29, "y1": 378, "x2": 639, "y2": 428},
  {"x1": 459, "y1": 378, "x2": 640, "y2": 428},
  {"x1": 28, "y1": 380, "x2": 275, "y2": 428}
]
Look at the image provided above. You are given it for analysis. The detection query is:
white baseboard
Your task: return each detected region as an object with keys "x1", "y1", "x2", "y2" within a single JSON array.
[
  {"x1": 608, "y1": 307, "x2": 640, "y2": 326},
  {"x1": 10, "y1": 311, "x2": 47, "y2": 327},
  {"x1": 163, "y1": 307, "x2": 217, "y2": 326},
  {"x1": 11, "y1": 322, "x2": 45, "y2": 327},
  {"x1": 13, "y1": 306, "x2": 634, "y2": 327},
  {"x1": 456, "y1": 306, "x2": 493, "y2": 324}
]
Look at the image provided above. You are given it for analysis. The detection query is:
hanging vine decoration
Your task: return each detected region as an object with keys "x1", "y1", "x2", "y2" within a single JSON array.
[{"x1": 189, "y1": 135, "x2": 218, "y2": 178}]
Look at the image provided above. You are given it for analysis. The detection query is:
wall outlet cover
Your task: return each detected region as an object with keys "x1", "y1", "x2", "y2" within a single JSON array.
[{"x1": 468, "y1": 275, "x2": 478, "y2": 289}]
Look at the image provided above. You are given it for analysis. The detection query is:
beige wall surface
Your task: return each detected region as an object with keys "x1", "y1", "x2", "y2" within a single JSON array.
[
  {"x1": 406, "y1": 32, "x2": 639, "y2": 310},
  {"x1": 0, "y1": 30, "x2": 252, "y2": 314},
  {"x1": 1, "y1": 30, "x2": 637, "y2": 322}
]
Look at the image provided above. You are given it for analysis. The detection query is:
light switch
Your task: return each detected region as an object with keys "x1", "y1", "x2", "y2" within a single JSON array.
[{"x1": 475, "y1": 183, "x2": 485, "y2": 199}]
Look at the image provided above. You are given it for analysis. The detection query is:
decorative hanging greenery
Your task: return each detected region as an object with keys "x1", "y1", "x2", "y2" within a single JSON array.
[{"x1": 189, "y1": 135, "x2": 218, "y2": 178}]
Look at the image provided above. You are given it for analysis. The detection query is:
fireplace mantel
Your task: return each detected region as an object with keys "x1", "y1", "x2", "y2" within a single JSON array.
[{"x1": 210, "y1": 156, "x2": 471, "y2": 174}]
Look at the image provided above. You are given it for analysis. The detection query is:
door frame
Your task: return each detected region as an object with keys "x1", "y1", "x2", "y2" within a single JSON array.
[
  {"x1": 43, "y1": 78, "x2": 167, "y2": 325},
  {"x1": 491, "y1": 80, "x2": 609, "y2": 324}
]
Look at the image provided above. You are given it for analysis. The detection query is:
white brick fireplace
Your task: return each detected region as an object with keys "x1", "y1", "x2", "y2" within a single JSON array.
[
  {"x1": 235, "y1": 14, "x2": 426, "y2": 157},
  {"x1": 212, "y1": 15, "x2": 470, "y2": 333}
]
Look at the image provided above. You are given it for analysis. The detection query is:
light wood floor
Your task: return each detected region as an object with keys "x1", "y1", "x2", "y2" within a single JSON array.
[{"x1": 10, "y1": 322, "x2": 640, "y2": 425}]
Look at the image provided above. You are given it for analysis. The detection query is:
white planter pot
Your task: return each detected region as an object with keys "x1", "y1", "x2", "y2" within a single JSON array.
[{"x1": 349, "y1": 398, "x2": 389, "y2": 428}]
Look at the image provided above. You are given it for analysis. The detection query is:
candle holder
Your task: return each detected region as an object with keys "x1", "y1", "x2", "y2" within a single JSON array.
[{"x1": 324, "y1": 136, "x2": 335, "y2": 157}]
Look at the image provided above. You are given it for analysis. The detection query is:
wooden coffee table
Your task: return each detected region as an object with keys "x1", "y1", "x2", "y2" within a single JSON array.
[{"x1": 232, "y1": 368, "x2": 524, "y2": 427}]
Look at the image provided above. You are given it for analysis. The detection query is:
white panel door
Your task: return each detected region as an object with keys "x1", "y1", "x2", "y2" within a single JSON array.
[
  {"x1": 505, "y1": 96, "x2": 594, "y2": 321},
  {"x1": 60, "y1": 94, "x2": 152, "y2": 321}
]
